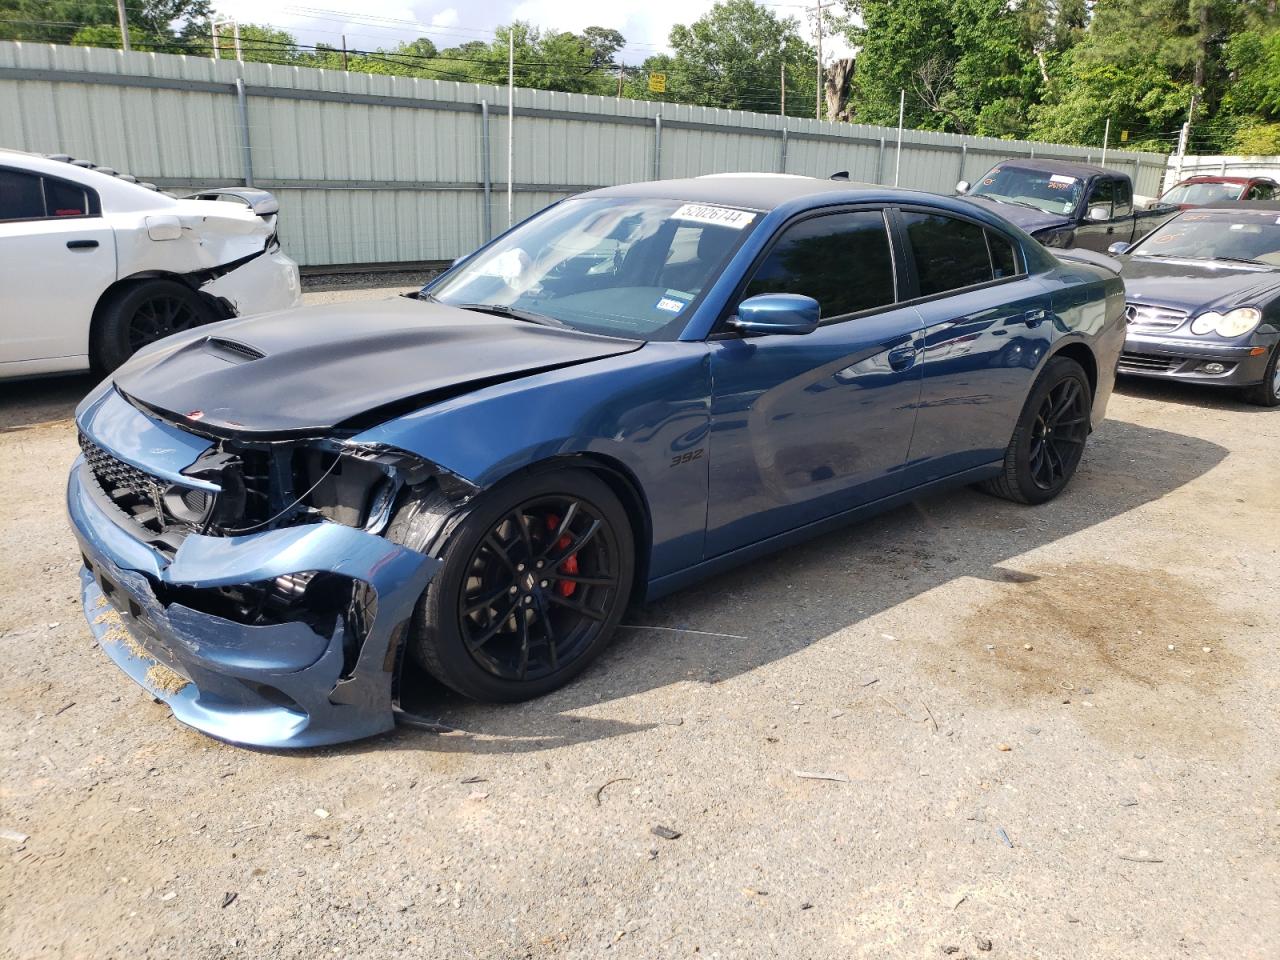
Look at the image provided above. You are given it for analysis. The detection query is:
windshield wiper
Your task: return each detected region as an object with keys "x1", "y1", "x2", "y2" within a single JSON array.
[
  {"x1": 1211, "y1": 256, "x2": 1266, "y2": 266},
  {"x1": 452, "y1": 303, "x2": 567, "y2": 327}
]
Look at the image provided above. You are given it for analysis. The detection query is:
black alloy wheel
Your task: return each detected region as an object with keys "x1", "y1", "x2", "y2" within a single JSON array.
[
  {"x1": 91, "y1": 278, "x2": 218, "y2": 373},
  {"x1": 458, "y1": 495, "x2": 621, "y2": 683},
  {"x1": 388, "y1": 468, "x2": 635, "y2": 702},
  {"x1": 1027, "y1": 376, "x2": 1091, "y2": 491},
  {"x1": 126, "y1": 293, "x2": 204, "y2": 352},
  {"x1": 981, "y1": 355, "x2": 1093, "y2": 504}
]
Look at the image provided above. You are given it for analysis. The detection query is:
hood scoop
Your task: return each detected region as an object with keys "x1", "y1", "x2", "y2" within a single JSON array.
[
  {"x1": 204, "y1": 337, "x2": 266, "y2": 363},
  {"x1": 113, "y1": 298, "x2": 642, "y2": 435}
]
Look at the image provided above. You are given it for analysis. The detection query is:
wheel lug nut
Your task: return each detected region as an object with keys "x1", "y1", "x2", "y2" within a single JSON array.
[
  {"x1": 524, "y1": 596, "x2": 533, "y2": 604},
  {"x1": 508, "y1": 586, "x2": 518, "y2": 594},
  {"x1": 536, "y1": 560, "x2": 544, "y2": 569},
  {"x1": 516, "y1": 563, "x2": 525, "y2": 572},
  {"x1": 540, "y1": 580, "x2": 549, "y2": 588}
]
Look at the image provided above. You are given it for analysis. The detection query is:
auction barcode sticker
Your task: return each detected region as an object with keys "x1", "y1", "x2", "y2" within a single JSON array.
[
  {"x1": 671, "y1": 203, "x2": 756, "y2": 229},
  {"x1": 1049, "y1": 174, "x2": 1078, "y2": 185}
]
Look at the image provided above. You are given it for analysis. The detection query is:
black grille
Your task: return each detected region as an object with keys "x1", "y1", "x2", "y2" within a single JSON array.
[
  {"x1": 79, "y1": 433, "x2": 167, "y2": 533},
  {"x1": 1119, "y1": 351, "x2": 1182, "y2": 373}
]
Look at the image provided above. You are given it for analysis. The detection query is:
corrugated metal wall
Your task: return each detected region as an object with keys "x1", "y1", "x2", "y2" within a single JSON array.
[
  {"x1": 0, "y1": 41, "x2": 1171, "y2": 267},
  {"x1": 1162, "y1": 154, "x2": 1280, "y2": 191}
]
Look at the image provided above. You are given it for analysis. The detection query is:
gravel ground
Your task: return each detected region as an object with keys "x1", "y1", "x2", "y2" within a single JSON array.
[{"x1": 1, "y1": 289, "x2": 1278, "y2": 959}]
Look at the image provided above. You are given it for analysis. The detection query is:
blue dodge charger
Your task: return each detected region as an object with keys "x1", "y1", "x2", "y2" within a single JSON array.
[{"x1": 68, "y1": 174, "x2": 1125, "y2": 747}]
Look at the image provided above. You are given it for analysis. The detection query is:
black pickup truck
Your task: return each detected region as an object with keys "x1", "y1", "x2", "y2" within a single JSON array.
[{"x1": 957, "y1": 159, "x2": 1177, "y2": 252}]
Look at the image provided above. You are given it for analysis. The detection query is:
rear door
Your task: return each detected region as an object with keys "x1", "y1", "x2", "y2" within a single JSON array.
[
  {"x1": 0, "y1": 166, "x2": 116, "y2": 366},
  {"x1": 895, "y1": 208, "x2": 1054, "y2": 486},
  {"x1": 705, "y1": 207, "x2": 924, "y2": 557}
]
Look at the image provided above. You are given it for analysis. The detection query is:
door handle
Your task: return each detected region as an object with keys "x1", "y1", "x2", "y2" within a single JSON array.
[
  {"x1": 1023, "y1": 308, "x2": 1047, "y2": 328},
  {"x1": 66, "y1": 239, "x2": 99, "y2": 249},
  {"x1": 887, "y1": 345, "x2": 916, "y2": 372}
]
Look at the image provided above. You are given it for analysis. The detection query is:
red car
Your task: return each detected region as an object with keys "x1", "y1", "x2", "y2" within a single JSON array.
[{"x1": 1159, "y1": 175, "x2": 1279, "y2": 208}]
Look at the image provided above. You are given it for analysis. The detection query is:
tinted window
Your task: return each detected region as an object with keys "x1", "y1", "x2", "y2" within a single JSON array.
[
  {"x1": 743, "y1": 211, "x2": 895, "y2": 318},
  {"x1": 987, "y1": 230, "x2": 1018, "y2": 279},
  {"x1": 1087, "y1": 178, "x2": 1115, "y2": 210},
  {"x1": 901, "y1": 212, "x2": 993, "y2": 295},
  {"x1": 0, "y1": 169, "x2": 45, "y2": 221},
  {"x1": 1113, "y1": 179, "x2": 1133, "y2": 216},
  {"x1": 44, "y1": 177, "x2": 89, "y2": 216}
]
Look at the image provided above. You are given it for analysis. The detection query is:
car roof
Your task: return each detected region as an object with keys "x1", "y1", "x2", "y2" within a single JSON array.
[
  {"x1": 1192, "y1": 200, "x2": 1280, "y2": 213},
  {"x1": 1175, "y1": 175, "x2": 1275, "y2": 185},
  {"x1": 582, "y1": 174, "x2": 958, "y2": 212},
  {"x1": 986, "y1": 157, "x2": 1111, "y2": 179}
]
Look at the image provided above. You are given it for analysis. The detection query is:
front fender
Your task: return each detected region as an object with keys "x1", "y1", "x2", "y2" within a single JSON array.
[{"x1": 352, "y1": 342, "x2": 713, "y2": 580}]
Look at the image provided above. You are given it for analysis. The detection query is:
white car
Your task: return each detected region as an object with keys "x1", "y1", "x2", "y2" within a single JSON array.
[{"x1": 0, "y1": 149, "x2": 300, "y2": 378}]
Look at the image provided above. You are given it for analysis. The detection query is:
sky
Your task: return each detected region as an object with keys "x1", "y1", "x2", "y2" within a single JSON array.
[{"x1": 210, "y1": 0, "x2": 854, "y2": 66}]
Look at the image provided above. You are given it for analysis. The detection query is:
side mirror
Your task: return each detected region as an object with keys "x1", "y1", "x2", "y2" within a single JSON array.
[
  {"x1": 1107, "y1": 241, "x2": 1131, "y2": 256},
  {"x1": 956, "y1": 180, "x2": 971, "y2": 195},
  {"x1": 729, "y1": 294, "x2": 820, "y2": 336},
  {"x1": 1086, "y1": 204, "x2": 1112, "y2": 223}
]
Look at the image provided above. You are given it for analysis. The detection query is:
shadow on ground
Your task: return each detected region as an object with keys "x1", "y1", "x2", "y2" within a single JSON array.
[{"x1": 2, "y1": 377, "x2": 1230, "y2": 758}]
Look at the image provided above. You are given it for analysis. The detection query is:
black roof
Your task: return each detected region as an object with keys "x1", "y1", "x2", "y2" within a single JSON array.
[
  {"x1": 989, "y1": 158, "x2": 1111, "y2": 179},
  {"x1": 1193, "y1": 200, "x2": 1280, "y2": 213},
  {"x1": 587, "y1": 174, "x2": 921, "y2": 211}
]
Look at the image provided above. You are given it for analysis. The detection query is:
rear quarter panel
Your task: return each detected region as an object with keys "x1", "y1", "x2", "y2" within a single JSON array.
[{"x1": 1040, "y1": 258, "x2": 1126, "y2": 425}]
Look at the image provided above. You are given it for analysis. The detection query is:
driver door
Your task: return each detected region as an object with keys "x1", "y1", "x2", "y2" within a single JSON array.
[
  {"x1": 1074, "y1": 177, "x2": 1123, "y2": 252},
  {"x1": 705, "y1": 208, "x2": 924, "y2": 557}
]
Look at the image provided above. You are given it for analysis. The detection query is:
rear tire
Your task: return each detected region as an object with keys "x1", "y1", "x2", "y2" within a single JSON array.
[
  {"x1": 1243, "y1": 345, "x2": 1280, "y2": 407},
  {"x1": 90, "y1": 279, "x2": 218, "y2": 373},
  {"x1": 980, "y1": 356, "x2": 1093, "y2": 505},
  {"x1": 387, "y1": 468, "x2": 635, "y2": 702}
]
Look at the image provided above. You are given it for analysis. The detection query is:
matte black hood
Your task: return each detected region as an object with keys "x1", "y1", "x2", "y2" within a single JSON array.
[
  {"x1": 113, "y1": 297, "x2": 643, "y2": 435},
  {"x1": 1118, "y1": 256, "x2": 1280, "y2": 313},
  {"x1": 959, "y1": 196, "x2": 1071, "y2": 236}
]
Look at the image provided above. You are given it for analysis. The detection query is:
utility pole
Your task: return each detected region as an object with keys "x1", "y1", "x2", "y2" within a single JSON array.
[
  {"x1": 1101, "y1": 117, "x2": 1110, "y2": 167},
  {"x1": 617, "y1": 67, "x2": 624, "y2": 98},
  {"x1": 894, "y1": 88, "x2": 905, "y2": 186},
  {"x1": 211, "y1": 19, "x2": 220, "y2": 59},
  {"x1": 780, "y1": 62, "x2": 786, "y2": 116},
  {"x1": 115, "y1": 0, "x2": 131, "y2": 51},
  {"x1": 507, "y1": 29, "x2": 514, "y2": 229},
  {"x1": 233, "y1": 20, "x2": 242, "y2": 61},
  {"x1": 341, "y1": 35, "x2": 349, "y2": 70},
  {"x1": 814, "y1": 0, "x2": 823, "y2": 120}
]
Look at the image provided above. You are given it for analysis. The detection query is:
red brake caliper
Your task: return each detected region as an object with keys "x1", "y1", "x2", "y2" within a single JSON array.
[{"x1": 545, "y1": 515, "x2": 578, "y2": 597}]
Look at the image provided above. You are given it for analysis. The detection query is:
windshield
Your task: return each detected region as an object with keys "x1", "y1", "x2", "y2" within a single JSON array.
[
  {"x1": 1160, "y1": 182, "x2": 1242, "y2": 206},
  {"x1": 426, "y1": 197, "x2": 757, "y2": 340},
  {"x1": 967, "y1": 165, "x2": 1082, "y2": 216},
  {"x1": 1132, "y1": 211, "x2": 1280, "y2": 265}
]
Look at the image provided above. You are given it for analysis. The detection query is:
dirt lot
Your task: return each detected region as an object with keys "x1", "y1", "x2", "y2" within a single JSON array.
[{"x1": 1, "y1": 286, "x2": 1278, "y2": 959}]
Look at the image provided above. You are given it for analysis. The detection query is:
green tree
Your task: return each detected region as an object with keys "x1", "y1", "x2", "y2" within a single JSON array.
[
  {"x1": 1030, "y1": 0, "x2": 1246, "y2": 151},
  {"x1": 633, "y1": 0, "x2": 816, "y2": 115},
  {"x1": 842, "y1": 0, "x2": 1041, "y2": 136},
  {"x1": 0, "y1": 0, "x2": 212, "y2": 50}
]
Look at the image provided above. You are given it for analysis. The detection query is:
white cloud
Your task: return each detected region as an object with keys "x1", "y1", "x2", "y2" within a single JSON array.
[{"x1": 430, "y1": 7, "x2": 460, "y2": 28}]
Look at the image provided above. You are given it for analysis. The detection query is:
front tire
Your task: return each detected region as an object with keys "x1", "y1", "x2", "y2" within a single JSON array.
[
  {"x1": 90, "y1": 279, "x2": 218, "y2": 373},
  {"x1": 980, "y1": 356, "x2": 1093, "y2": 505},
  {"x1": 1243, "y1": 345, "x2": 1280, "y2": 407},
  {"x1": 388, "y1": 468, "x2": 635, "y2": 702}
]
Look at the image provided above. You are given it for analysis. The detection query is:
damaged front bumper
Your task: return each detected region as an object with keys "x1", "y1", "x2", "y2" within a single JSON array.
[{"x1": 68, "y1": 455, "x2": 440, "y2": 749}]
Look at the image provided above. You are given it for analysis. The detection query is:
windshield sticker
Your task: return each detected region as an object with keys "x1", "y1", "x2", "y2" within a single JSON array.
[
  {"x1": 982, "y1": 177, "x2": 995, "y2": 185},
  {"x1": 655, "y1": 296, "x2": 687, "y2": 313},
  {"x1": 671, "y1": 204, "x2": 756, "y2": 229},
  {"x1": 1049, "y1": 174, "x2": 1078, "y2": 185}
]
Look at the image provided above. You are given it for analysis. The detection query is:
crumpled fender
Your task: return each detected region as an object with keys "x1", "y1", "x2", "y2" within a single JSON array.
[{"x1": 351, "y1": 341, "x2": 714, "y2": 581}]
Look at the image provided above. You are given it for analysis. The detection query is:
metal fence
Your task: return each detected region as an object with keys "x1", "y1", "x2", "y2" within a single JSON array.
[{"x1": 0, "y1": 41, "x2": 1170, "y2": 268}]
